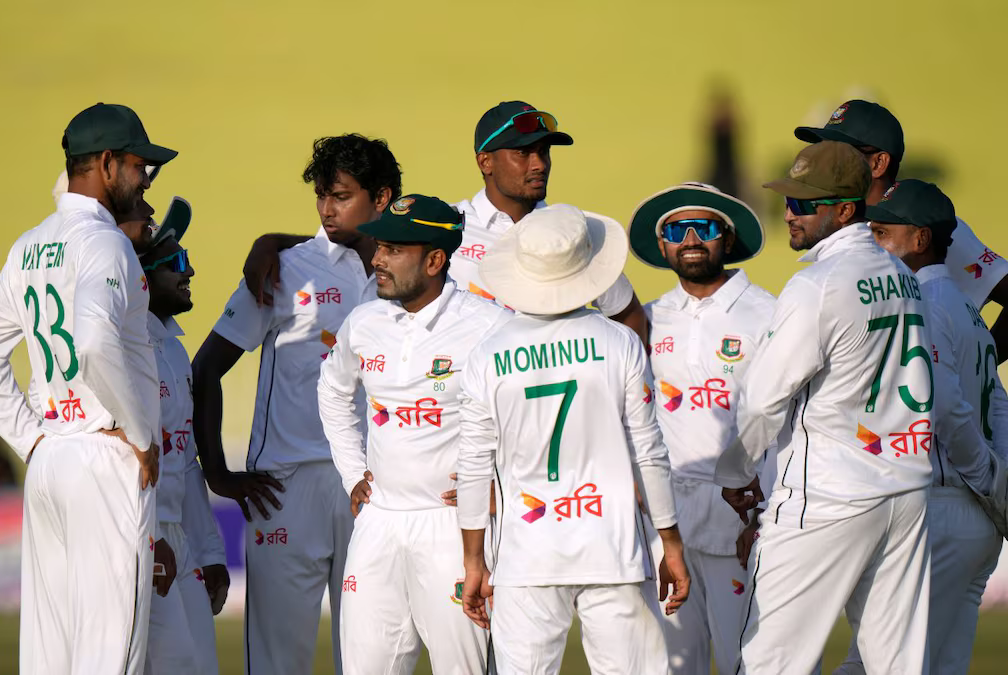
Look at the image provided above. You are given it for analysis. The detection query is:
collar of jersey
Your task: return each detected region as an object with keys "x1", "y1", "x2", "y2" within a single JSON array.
[
  {"x1": 663, "y1": 268, "x2": 750, "y2": 312},
  {"x1": 385, "y1": 280, "x2": 458, "y2": 330},
  {"x1": 312, "y1": 227, "x2": 354, "y2": 266},
  {"x1": 147, "y1": 312, "x2": 184, "y2": 342},
  {"x1": 57, "y1": 192, "x2": 116, "y2": 229},
  {"x1": 914, "y1": 263, "x2": 949, "y2": 285},
  {"x1": 471, "y1": 188, "x2": 547, "y2": 231},
  {"x1": 798, "y1": 221, "x2": 873, "y2": 264}
]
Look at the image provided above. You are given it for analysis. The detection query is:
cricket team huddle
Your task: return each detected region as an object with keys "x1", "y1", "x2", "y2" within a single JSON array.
[{"x1": 2, "y1": 96, "x2": 1007, "y2": 675}]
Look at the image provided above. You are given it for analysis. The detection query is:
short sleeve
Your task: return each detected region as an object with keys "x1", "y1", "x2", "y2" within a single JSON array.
[
  {"x1": 946, "y1": 219, "x2": 1008, "y2": 308},
  {"x1": 594, "y1": 273, "x2": 634, "y2": 317},
  {"x1": 211, "y1": 279, "x2": 274, "y2": 352}
]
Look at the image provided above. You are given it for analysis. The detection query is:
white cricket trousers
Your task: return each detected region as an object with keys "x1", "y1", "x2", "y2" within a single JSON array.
[
  {"x1": 145, "y1": 521, "x2": 219, "y2": 674},
  {"x1": 739, "y1": 489, "x2": 930, "y2": 675},
  {"x1": 339, "y1": 505, "x2": 490, "y2": 674},
  {"x1": 244, "y1": 460, "x2": 353, "y2": 675},
  {"x1": 20, "y1": 431, "x2": 155, "y2": 674},
  {"x1": 492, "y1": 583, "x2": 669, "y2": 675},
  {"x1": 645, "y1": 541, "x2": 746, "y2": 674},
  {"x1": 834, "y1": 487, "x2": 1001, "y2": 675}
]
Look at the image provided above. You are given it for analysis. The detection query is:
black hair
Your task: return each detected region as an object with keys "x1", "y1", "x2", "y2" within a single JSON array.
[
  {"x1": 302, "y1": 134, "x2": 402, "y2": 203},
  {"x1": 853, "y1": 200, "x2": 867, "y2": 221},
  {"x1": 65, "y1": 150, "x2": 126, "y2": 178},
  {"x1": 884, "y1": 156, "x2": 900, "y2": 183}
]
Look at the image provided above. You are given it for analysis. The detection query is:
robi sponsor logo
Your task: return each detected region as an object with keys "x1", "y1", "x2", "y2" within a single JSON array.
[
  {"x1": 342, "y1": 575, "x2": 357, "y2": 592},
  {"x1": 255, "y1": 528, "x2": 288, "y2": 546},
  {"x1": 659, "y1": 381, "x2": 682, "y2": 412},
  {"x1": 521, "y1": 493, "x2": 546, "y2": 523},
  {"x1": 732, "y1": 579, "x2": 745, "y2": 595},
  {"x1": 520, "y1": 484, "x2": 604, "y2": 524}
]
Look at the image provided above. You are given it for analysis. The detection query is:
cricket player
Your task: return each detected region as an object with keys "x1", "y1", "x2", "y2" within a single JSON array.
[
  {"x1": 456, "y1": 204, "x2": 690, "y2": 675},
  {"x1": 239, "y1": 101, "x2": 650, "y2": 344},
  {"x1": 627, "y1": 182, "x2": 773, "y2": 673},
  {"x1": 317, "y1": 194, "x2": 509, "y2": 674},
  {"x1": 715, "y1": 141, "x2": 933, "y2": 674},
  {"x1": 141, "y1": 207, "x2": 229, "y2": 675},
  {"x1": 794, "y1": 99, "x2": 1008, "y2": 361},
  {"x1": 832, "y1": 179, "x2": 1007, "y2": 675},
  {"x1": 0, "y1": 103, "x2": 173, "y2": 674},
  {"x1": 192, "y1": 134, "x2": 401, "y2": 674}
]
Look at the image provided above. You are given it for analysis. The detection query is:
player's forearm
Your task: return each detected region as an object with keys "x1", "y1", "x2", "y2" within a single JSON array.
[
  {"x1": 182, "y1": 459, "x2": 227, "y2": 567},
  {"x1": 75, "y1": 315, "x2": 153, "y2": 449},
  {"x1": 461, "y1": 528, "x2": 487, "y2": 572},
  {"x1": 191, "y1": 355, "x2": 230, "y2": 487}
]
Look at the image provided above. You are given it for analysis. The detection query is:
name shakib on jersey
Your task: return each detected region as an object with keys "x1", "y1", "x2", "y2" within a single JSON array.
[
  {"x1": 494, "y1": 338, "x2": 604, "y2": 377},
  {"x1": 21, "y1": 241, "x2": 67, "y2": 271},
  {"x1": 856, "y1": 273, "x2": 921, "y2": 305}
]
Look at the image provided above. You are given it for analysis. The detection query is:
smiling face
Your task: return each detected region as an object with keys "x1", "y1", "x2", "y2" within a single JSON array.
[
  {"x1": 658, "y1": 209, "x2": 734, "y2": 283},
  {"x1": 144, "y1": 236, "x2": 194, "y2": 319}
]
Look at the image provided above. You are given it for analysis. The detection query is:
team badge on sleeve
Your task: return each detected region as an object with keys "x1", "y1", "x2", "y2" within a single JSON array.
[{"x1": 717, "y1": 336, "x2": 744, "y2": 363}]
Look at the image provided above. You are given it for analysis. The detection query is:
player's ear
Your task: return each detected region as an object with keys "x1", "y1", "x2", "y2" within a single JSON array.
[
  {"x1": 373, "y1": 187, "x2": 392, "y2": 213},
  {"x1": 917, "y1": 226, "x2": 932, "y2": 255},
  {"x1": 871, "y1": 152, "x2": 891, "y2": 181},
  {"x1": 476, "y1": 151, "x2": 494, "y2": 179},
  {"x1": 99, "y1": 150, "x2": 117, "y2": 182},
  {"x1": 426, "y1": 248, "x2": 448, "y2": 278}
]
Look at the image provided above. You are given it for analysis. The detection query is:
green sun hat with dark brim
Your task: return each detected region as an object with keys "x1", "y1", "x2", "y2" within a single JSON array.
[
  {"x1": 359, "y1": 194, "x2": 465, "y2": 255},
  {"x1": 628, "y1": 182, "x2": 764, "y2": 269}
]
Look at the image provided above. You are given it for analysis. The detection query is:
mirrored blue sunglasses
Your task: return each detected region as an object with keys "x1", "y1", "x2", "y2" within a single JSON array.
[{"x1": 660, "y1": 219, "x2": 725, "y2": 244}]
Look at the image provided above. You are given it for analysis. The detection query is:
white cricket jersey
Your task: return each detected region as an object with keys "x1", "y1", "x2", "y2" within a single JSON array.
[
  {"x1": 317, "y1": 281, "x2": 511, "y2": 510},
  {"x1": 646, "y1": 270, "x2": 775, "y2": 554},
  {"x1": 0, "y1": 193, "x2": 158, "y2": 458},
  {"x1": 945, "y1": 218, "x2": 1008, "y2": 309},
  {"x1": 150, "y1": 312, "x2": 226, "y2": 565},
  {"x1": 212, "y1": 228, "x2": 370, "y2": 472},
  {"x1": 917, "y1": 265, "x2": 1008, "y2": 488},
  {"x1": 457, "y1": 309, "x2": 674, "y2": 586},
  {"x1": 715, "y1": 223, "x2": 933, "y2": 527},
  {"x1": 452, "y1": 189, "x2": 634, "y2": 315}
]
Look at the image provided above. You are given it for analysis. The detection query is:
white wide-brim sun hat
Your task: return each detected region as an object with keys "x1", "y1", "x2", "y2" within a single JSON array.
[{"x1": 478, "y1": 203, "x2": 629, "y2": 315}]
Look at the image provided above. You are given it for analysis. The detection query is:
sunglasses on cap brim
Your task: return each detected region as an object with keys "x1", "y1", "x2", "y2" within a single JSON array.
[
  {"x1": 660, "y1": 219, "x2": 725, "y2": 244},
  {"x1": 478, "y1": 110, "x2": 560, "y2": 153},
  {"x1": 142, "y1": 248, "x2": 189, "y2": 273},
  {"x1": 785, "y1": 196, "x2": 862, "y2": 217}
]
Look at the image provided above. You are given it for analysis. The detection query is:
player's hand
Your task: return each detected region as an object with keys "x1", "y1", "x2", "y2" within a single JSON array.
[
  {"x1": 658, "y1": 526, "x2": 690, "y2": 615},
  {"x1": 441, "y1": 473, "x2": 458, "y2": 507},
  {"x1": 722, "y1": 476, "x2": 764, "y2": 523},
  {"x1": 736, "y1": 510, "x2": 763, "y2": 571},
  {"x1": 210, "y1": 470, "x2": 285, "y2": 522},
  {"x1": 351, "y1": 471, "x2": 374, "y2": 517},
  {"x1": 153, "y1": 537, "x2": 177, "y2": 597},
  {"x1": 461, "y1": 564, "x2": 493, "y2": 630},
  {"x1": 200, "y1": 564, "x2": 230, "y2": 615},
  {"x1": 135, "y1": 441, "x2": 160, "y2": 489},
  {"x1": 243, "y1": 235, "x2": 282, "y2": 307}
]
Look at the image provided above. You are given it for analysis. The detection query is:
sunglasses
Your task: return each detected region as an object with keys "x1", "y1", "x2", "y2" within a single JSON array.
[
  {"x1": 785, "y1": 196, "x2": 863, "y2": 217},
  {"x1": 660, "y1": 219, "x2": 725, "y2": 244},
  {"x1": 142, "y1": 248, "x2": 189, "y2": 273},
  {"x1": 478, "y1": 110, "x2": 559, "y2": 153},
  {"x1": 145, "y1": 164, "x2": 162, "y2": 182}
]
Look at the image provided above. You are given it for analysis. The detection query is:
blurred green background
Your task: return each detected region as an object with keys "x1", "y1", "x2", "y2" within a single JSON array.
[{"x1": 2, "y1": 0, "x2": 1008, "y2": 671}]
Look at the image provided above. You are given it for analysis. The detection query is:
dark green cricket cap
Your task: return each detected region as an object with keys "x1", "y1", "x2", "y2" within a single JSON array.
[
  {"x1": 359, "y1": 194, "x2": 465, "y2": 254},
  {"x1": 865, "y1": 179, "x2": 957, "y2": 242},
  {"x1": 795, "y1": 99, "x2": 904, "y2": 163},
  {"x1": 62, "y1": 103, "x2": 177, "y2": 164},
  {"x1": 474, "y1": 101, "x2": 573, "y2": 153},
  {"x1": 764, "y1": 141, "x2": 871, "y2": 200}
]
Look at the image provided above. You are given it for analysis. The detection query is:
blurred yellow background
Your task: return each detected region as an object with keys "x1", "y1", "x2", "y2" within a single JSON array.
[{"x1": 2, "y1": 0, "x2": 1006, "y2": 460}]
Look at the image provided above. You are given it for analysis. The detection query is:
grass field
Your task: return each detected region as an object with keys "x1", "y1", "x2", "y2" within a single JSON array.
[{"x1": 2, "y1": 611, "x2": 1007, "y2": 673}]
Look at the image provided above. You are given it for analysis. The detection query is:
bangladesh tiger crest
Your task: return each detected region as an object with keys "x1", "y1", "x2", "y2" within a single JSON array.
[
  {"x1": 450, "y1": 578, "x2": 464, "y2": 605},
  {"x1": 426, "y1": 356, "x2": 453, "y2": 380},
  {"x1": 717, "y1": 336, "x2": 744, "y2": 363}
]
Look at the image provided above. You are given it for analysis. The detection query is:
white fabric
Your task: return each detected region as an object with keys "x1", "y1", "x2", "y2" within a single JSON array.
[
  {"x1": 646, "y1": 269, "x2": 776, "y2": 554},
  {"x1": 645, "y1": 528, "x2": 748, "y2": 675},
  {"x1": 0, "y1": 192, "x2": 159, "y2": 457},
  {"x1": 20, "y1": 431, "x2": 155, "y2": 674},
  {"x1": 739, "y1": 489, "x2": 929, "y2": 675},
  {"x1": 836, "y1": 488, "x2": 1001, "y2": 675},
  {"x1": 491, "y1": 583, "x2": 669, "y2": 675},
  {"x1": 945, "y1": 217, "x2": 1008, "y2": 308},
  {"x1": 244, "y1": 460, "x2": 352, "y2": 675},
  {"x1": 917, "y1": 264, "x2": 1007, "y2": 491},
  {"x1": 339, "y1": 505, "x2": 489, "y2": 674},
  {"x1": 145, "y1": 523, "x2": 200, "y2": 675},
  {"x1": 211, "y1": 227, "x2": 371, "y2": 471},
  {"x1": 477, "y1": 204, "x2": 629, "y2": 316},
  {"x1": 176, "y1": 567, "x2": 219, "y2": 675},
  {"x1": 452, "y1": 189, "x2": 634, "y2": 316},
  {"x1": 457, "y1": 309, "x2": 674, "y2": 586},
  {"x1": 318, "y1": 281, "x2": 510, "y2": 509},
  {"x1": 715, "y1": 223, "x2": 933, "y2": 526}
]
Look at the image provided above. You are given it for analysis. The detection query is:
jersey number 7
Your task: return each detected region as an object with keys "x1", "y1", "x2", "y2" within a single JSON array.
[
  {"x1": 865, "y1": 313, "x2": 933, "y2": 414},
  {"x1": 524, "y1": 380, "x2": 578, "y2": 482}
]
